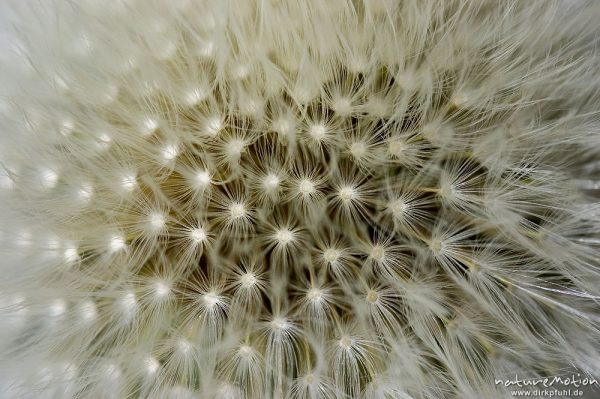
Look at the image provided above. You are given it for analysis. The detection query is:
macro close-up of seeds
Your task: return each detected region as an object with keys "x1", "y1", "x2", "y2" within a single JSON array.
[{"x1": 1, "y1": 1, "x2": 600, "y2": 398}]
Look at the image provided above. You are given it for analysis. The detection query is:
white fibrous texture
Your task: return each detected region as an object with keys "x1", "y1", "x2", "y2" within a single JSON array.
[{"x1": 2, "y1": 1, "x2": 600, "y2": 398}]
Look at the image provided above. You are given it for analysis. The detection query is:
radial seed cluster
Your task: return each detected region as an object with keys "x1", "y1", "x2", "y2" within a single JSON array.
[{"x1": 1, "y1": 1, "x2": 600, "y2": 398}]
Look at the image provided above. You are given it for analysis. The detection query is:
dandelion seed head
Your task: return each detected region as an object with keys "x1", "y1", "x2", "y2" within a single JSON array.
[
  {"x1": 206, "y1": 117, "x2": 223, "y2": 136},
  {"x1": 338, "y1": 186, "x2": 356, "y2": 201},
  {"x1": 350, "y1": 141, "x2": 367, "y2": 159},
  {"x1": 144, "y1": 357, "x2": 160, "y2": 374},
  {"x1": 49, "y1": 299, "x2": 66, "y2": 318},
  {"x1": 274, "y1": 228, "x2": 293, "y2": 245},
  {"x1": 298, "y1": 179, "x2": 315, "y2": 195},
  {"x1": 273, "y1": 117, "x2": 292, "y2": 136},
  {"x1": 120, "y1": 292, "x2": 136, "y2": 313},
  {"x1": 323, "y1": 248, "x2": 340, "y2": 263},
  {"x1": 271, "y1": 317, "x2": 290, "y2": 331},
  {"x1": 184, "y1": 87, "x2": 207, "y2": 106},
  {"x1": 109, "y1": 235, "x2": 126, "y2": 252},
  {"x1": 262, "y1": 173, "x2": 280, "y2": 190},
  {"x1": 40, "y1": 168, "x2": 59, "y2": 189},
  {"x1": 307, "y1": 288, "x2": 323, "y2": 302},
  {"x1": 226, "y1": 139, "x2": 245, "y2": 157},
  {"x1": 370, "y1": 245, "x2": 385, "y2": 262},
  {"x1": 177, "y1": 338, "x2": 192, "y2": 353},
  {"x1": 195, "y1": 170, "x2": 211, "y2": 188},
  {"x1": 308, "y1": 123, "x2": 327, "y2": 141},
  {"x1": 3, "y1": 2, "x2": 600, "y2": 398},
  {"x1": 240, "y1": 272, "x2": 257, "y2": 288},
  {"x1": 202, "y1": 291, "x2": 219, "y2": 307},
  {"x1": 154, "y1": 281, "x2": 170, "y2": 298},
  {"x1": 338, "y1": 336, "x2": 353, "y2": 349},
  {"x1": 64, "y1": 246, "x2": 79, "y2": 264},
  {"x1": 141, "y1": 117, "x2": 159, "y2": 135},
  {"x1": 120, "y1": 173, "x2": 136, "y2": 191},
  {"x1": 79, "y1": 300, "x2": 97, "y2": 322},
  {"x1": 387, "y1": 139, "x2": 405, "y2": 158},
  {"x1": 238, "y1": 345, "x2": 253, "y2": 357},
  {"x1": 366, "y1": 290, "x2": 379, "y2": 304},
  {"x1": 162, "y1": 144, "x2": 179, "y2": 161},
  {"x1": 77, "y1": 183, "x2": 93, "y2": 202},
  {"x1": 389, "y1": 199, "x2": 407, "y2": 217},
  {"x1": 332, "y1": 97, "x2": 352, "y2": 116},
  {"x1": 149, "y1": 212, "x2": 166, "y2": 230},
  {"x1": 59, "y1": 119, "x2": 74, "y2": 136},
  {"x1": 189, "y1": 227, "x2": 207, "y2": 243},
  {"x1": 229, "y1": 202, "x2": 246, "y2": 219}
]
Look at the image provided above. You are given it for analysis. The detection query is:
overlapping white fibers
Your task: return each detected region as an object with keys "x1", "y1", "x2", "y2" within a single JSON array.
[{"x1": 1, "y1": 1, "x2": 600, "y2": 398}]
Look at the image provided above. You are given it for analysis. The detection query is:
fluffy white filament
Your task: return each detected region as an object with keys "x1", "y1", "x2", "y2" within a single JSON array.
[{"x1": 1, "y1": 1, "x2": 600, "y2": 398}]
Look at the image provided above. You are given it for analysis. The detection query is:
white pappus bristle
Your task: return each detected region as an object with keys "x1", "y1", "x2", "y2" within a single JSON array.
[{"x1": 1, "y1": 1, "x2": 600, "y2": 398}]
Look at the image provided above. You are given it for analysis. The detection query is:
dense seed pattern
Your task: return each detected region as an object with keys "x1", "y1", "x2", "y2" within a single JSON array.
[{"x1": 1, "y1": 1, "x2": 600, "y2": 398}]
